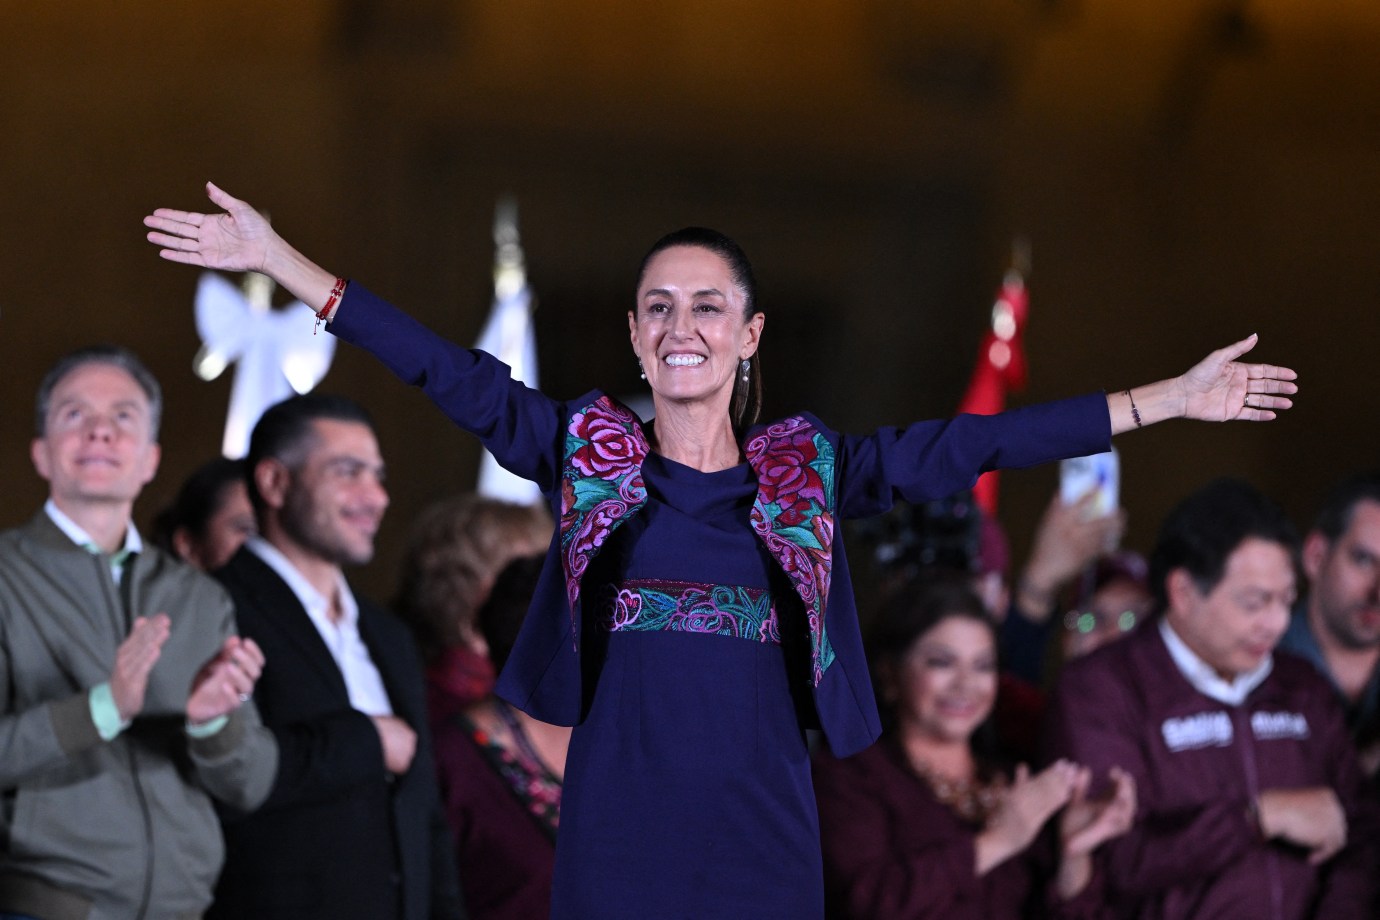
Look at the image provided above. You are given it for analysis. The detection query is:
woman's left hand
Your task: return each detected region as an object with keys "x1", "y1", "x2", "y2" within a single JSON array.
[{"x1": 1179, "y1": 334, "x2": 1298, "y2": 422}]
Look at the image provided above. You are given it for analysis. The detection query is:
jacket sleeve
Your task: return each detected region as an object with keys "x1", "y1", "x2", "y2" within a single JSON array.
[
  {"x1": 814, "y1": 751, "x2": 987, "y2": 919},
  {"x1": 244, "y1": 709, "x2": 388, "y2": 815},
  {"x1": 429, "y1": 800, "x2": 467, "y2": 919},
  {"x1": 1045, "y1": 655, "x2": 1261, "y2": 899},
  {"x1": 329, "y1": 283, "x2": 566, "y2": 492},
  {"x1": 183, "y1": 586, "x2": 280, "y2": 812},
  {"x1": 1048, "y1": 857, "x2": 1118, "y2": 920},
  {"x1": 0, "y1": 634, "x2": 104, "y2": 787},
  {"x1": 833, "y1": 393, "x2": 1111, "y2": 520},
  {"x1": 403, "y1": 647, "x2": 467, "y2": 920},
  {"x1": 1307, "y1": 685, "x2": 1380, "y2": 917}
]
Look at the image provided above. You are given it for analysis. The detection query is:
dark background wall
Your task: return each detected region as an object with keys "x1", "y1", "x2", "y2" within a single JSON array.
[{"x1": 2, "y1": 1, "x2": 1376, "y2": 600}]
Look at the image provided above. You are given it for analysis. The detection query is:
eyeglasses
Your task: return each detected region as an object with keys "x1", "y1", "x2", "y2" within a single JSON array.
[{"x1": 1063, "y1": 608, "x2": 1141, "y2": 635}]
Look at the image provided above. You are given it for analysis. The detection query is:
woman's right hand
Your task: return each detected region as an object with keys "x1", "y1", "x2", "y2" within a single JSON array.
[
  {"x1": 1054, "y1": 765, "x2": 1137, "y2": 900},
  {"x1": 144, "y1": 182, "x2": 278, "y2": 273},
  {"x1": 1015, "y1": 493, "x2": 1127, "y2": 623},
  {"x1": 975, "y1": 760, "x2": 1081, "y2": 875},
  {"x1": 145, "y1": 183, "x2": 339, "y2": 312},
  {"x1": 1061, "y1": 765, "x2": 1137, "y2": 858}
]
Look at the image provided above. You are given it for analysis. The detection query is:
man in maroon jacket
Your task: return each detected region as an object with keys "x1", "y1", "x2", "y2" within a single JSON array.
[{"x1": 1047, "y1": 478, "x2": 1376, "y2": 919}]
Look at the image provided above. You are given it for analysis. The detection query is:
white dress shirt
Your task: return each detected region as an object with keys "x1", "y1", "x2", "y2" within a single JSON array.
[
  {"x1": 244, "y1": 535, "x2": 394, "y2": 717},
  {"x1": 1159, "y1": 617, "x2": 1273, "y2": 707},
  {"x1": 45, "y1": 498, "x2": 142, "y2": 584}
]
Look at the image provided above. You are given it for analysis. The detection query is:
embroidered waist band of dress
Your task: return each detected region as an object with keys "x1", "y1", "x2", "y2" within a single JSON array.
[{"x1": 601, "y1": 578, "x2": 781, "y2": 645}]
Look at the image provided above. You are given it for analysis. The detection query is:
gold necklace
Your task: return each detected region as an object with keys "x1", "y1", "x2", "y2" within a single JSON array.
[{"x1": 907, "y1": 756, "x2": 1007, "y2": 824}]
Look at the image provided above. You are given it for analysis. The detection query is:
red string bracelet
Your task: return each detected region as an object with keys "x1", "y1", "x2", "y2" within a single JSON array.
[{"x1": 314, "y1": 277, "x2": 348, "y2": 334}]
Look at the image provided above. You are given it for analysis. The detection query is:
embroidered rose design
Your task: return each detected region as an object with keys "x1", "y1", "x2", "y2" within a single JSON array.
[
  {"x1": 754, "y1": 432, "x2": 826, "y2": 527},
  {"x1": 559, "y1": 396, "x2": 650, "y2": 639},
  {"x1": 570, "y1": 407, "x2": 642, "y2": 480},
  {"x1": 746, "y1": 416, "x2": 837, "y2": 685}
]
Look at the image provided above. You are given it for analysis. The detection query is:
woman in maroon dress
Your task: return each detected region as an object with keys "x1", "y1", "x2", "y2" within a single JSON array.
[
  {"x1": 814, "y1": 578, "x2": 1135, "y2": 918},
  {"x1": 431, "y1": 555, "x2": 570, "y2": 920}
]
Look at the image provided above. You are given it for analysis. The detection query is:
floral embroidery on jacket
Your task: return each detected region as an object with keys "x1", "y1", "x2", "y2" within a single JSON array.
[
  {"x1": 601, "y1": 579, "x2": 781, "y2": 645},
  {"x1": 560, "y1": 397, "x2": 650, "y2": 644},
  {"x1": 558, "y1": 399, "x2": 837, "y2": 682},
  {"x1": 744, "y1": 416, "x2": 837, "y2": 686}
]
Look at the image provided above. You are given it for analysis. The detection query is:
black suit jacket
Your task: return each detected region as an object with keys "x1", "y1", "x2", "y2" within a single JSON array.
[{"x1": 208, "y1": 547, "x2": 464, "y2": 920}]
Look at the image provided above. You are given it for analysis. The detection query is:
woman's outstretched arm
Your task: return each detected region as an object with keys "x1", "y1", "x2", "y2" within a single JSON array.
[
  {"x1": 145, "y1": 183, "x2": 340, "y2": 318},
  {"x1": 1108, "y1": 334, "x2": 1297, "y2": 435},
  {"x1": 147, "y1": 183, "x2": 568, "y2": 489}
]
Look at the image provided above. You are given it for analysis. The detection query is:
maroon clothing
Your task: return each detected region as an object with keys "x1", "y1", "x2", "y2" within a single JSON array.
[
  {"x1": 995, "y1": 671, "x2": 1048, "y2": 765},
  {"x1": 426, "y1": 646, "x2": 496, "y2": 719},
  {"x1": 814, "y1": 739, "x2": 1104, "y2": 919},
  {"x1": 432, "y1": 707, "x2": 556, "y2": 920},
  {"x1": 1047, "y1": 623, "x2": 1377, "y2": 919}
]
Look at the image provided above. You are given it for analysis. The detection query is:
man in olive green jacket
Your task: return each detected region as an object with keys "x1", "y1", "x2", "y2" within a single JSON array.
[{"x1": 0, "y1": 346, "x2": 278, "y2": 920}]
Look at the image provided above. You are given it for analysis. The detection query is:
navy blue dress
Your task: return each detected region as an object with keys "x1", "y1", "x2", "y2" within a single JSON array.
[
  {"x1": 330, "y1": 284, "x2": 1112, "y2": 919},
  {"x1": 556, "y1": 454, "x2": 824, "y2": 917}
]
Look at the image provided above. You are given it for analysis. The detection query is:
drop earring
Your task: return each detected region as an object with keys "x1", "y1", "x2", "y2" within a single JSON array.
[
  {"x1": 638, "y1": 358, "x2": 646, "y2": 381},
  {"x1": 740, "y1": 359, "x2": 750, "y2": 383}
]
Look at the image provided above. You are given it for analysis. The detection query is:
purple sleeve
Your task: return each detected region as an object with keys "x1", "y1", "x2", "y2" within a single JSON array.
[
  {"x1": 331, "y1": 283, "x2": 567, "y2": 492},
  {"x1": 814, "y1": 750, "x2": 986, "y2": 919},
  {"x1": 1047, "y1": 859, "x2": 1116, "y2": 920},
  {"x1": 1307, "y1": 686, "x2": 1380, "y2": 916},
  {"x1": 1001, "y1": 601, "x2": 1053, "y2": 686},
  {"x1": 1045, "y1": 655, "x2": 1260, "y2": 898},
  {"x1": 833, "y1": 393, "x2": 1111, "y2": 520}
]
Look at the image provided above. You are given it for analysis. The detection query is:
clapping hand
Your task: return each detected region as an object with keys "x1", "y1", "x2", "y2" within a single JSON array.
[
  {"x1": 111, "y1": 614, "x2": 172, "y2": 722},
  {"x1": 977, "y1": 760, "x2": 1082, "y2": 874},
  {"x1": 187, "y1": 635, "x2": 265, "y2": 725},
  {"x1": 1061, "y1": 765, "x2": 1137, "y2": 858}
]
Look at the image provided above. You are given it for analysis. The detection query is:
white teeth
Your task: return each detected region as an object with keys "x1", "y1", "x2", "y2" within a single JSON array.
[{"x1": 664, "y1": 354, "x2": 705, "y2": 367}]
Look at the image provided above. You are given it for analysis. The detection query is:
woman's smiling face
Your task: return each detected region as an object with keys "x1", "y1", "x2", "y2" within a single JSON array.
[
  {"x1": 630, "y1": 245, "x2": 763, "y2": 414},
  {"x1": 894, "y1": 615, "x2": 999, "y2": 745}
]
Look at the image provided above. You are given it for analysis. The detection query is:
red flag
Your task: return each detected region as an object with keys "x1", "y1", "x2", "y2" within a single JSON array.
[{"x1": 957, "y1": 255, "x2": 1030, "y2": 515}]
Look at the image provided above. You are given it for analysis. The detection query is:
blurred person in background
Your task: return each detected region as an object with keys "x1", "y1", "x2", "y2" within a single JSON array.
[
  {"x1": 852, "y1": 492, "x2": 1138, "y2": 762},
  {"x1": 1003, "y1": 491, "x2": 1127, "y2": 686},
  {"x1": 814, "y1": 577, "x2": 1135, "y2": 919},
  {"x1": 432, "y1": 554, "x2": 569, "y2": 920},
  {"x1": 1058, "y1": 552, "x2": 1152, "y2": 665},
  {"x1": 208, "y1": 394, "x2": 463, "y2": 920},
  {"x1": 1, "y1": 346, "x2": 274, "y2": 920},
  {"x1": 151, "y1": 454, "x2": 255, "y2": 571},
  {"x1": 394, "y1": 494, "x2": 553, "y2": 716},
  {"x1": 1278, "y1": 470, "x2": 1380, "y2": 776},
  {"x1": 1046, "y1": 479, "x2": 1376, "y2": 918}
]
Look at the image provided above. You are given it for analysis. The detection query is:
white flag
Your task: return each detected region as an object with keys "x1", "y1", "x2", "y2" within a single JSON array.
[
  {"x1": 474, "y1": 200, "x2": 542, "y2": 505},
  {"x1": 192, "y1": 271, "x2": 336, "y2": 459}
]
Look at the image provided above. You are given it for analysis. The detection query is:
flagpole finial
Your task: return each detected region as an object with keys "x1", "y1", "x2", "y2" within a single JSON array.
[
  {"x1": 243, "y1": 270, "x2": 276, "y2": 314},
  {"x1": 1009, "y1": 235, "x2": 1032, "y2": 278},
  {"x1": 478, "y1": 197, "x2": 542, "y2": 505},
  {"x1": 494, "y1": 195, "x2": 526, "y2": 301}
]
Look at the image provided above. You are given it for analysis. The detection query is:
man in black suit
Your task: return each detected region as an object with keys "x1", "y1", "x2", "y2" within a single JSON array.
[{"x1": 208, "y1": 393, "x2": 464, "y2": 920}]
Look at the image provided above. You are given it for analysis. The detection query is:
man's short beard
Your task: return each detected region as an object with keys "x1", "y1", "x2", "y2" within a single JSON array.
[
  {"x1": 280, "y1": 485, "x2": 373, "y2": 568},
  {"x1": 1321, "y1": 603, "x2": 1380, "y2": 651}
]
